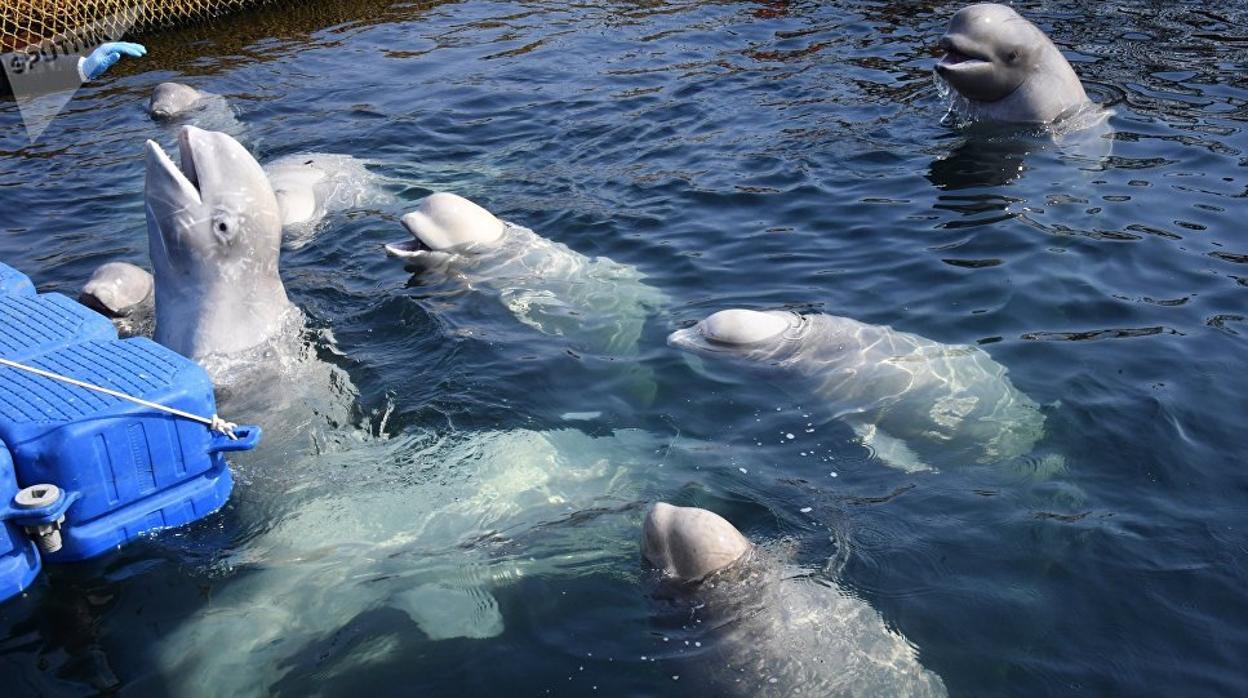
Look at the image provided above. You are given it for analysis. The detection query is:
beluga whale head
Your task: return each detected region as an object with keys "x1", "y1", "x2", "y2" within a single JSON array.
[
  {"x1": 667, "y1": 308, "x2": 806, "y2": 360},
  {"x1": 385, "y1": 192, "x2": 505, "y2": 262},
  {"x1": 148, "y1": 82, "x2": 205, "y2": 119},
  {"x1": 642, "y1": 502, "x2": 752, "y2": 584},
  {"x1": 935, "y1": 3, "x2": 1089, "y2": 124},
  {"x1": 145, "y1": 125, "x2": 292, "y2": 362}
]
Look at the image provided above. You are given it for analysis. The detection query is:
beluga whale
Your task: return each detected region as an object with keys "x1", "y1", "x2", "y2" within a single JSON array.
[
  {"x1": 263, "y1": 153, "x2": 389, "y2": 244},
  {"x1": 79, "y1": 261, "x2": 153, "y2": 319},
  {"x1": 147, "y1": 82, "x2": 244, "y2": 136},
  {"x1": 668, "y1": 309, "x2": 1049, "y2": 473},
  {"x1": 935, "y1": 3, "x2": 1096, "y2": 127},
  {"x1": 642, "y1": 502, "x2": 947, "y2": 697},
  {"x1": 385, "y1": 192, "x2": 666, "y2": 357},
  {"x1": 148, "y1": 82, "x2": 209, "y2": 119},
  {"x1": 145, "y1": 125, "x2": 296, "y2": 365}
]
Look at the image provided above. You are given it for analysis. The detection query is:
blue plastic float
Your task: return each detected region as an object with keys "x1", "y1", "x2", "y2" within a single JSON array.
[{"x1": 0, "y1": 261, "x2": 258, "y2": 603}]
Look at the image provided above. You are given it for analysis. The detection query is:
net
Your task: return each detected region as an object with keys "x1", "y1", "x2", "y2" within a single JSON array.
[{"x1": 1, "y1": 0, "x2": 282, "y2": 53}]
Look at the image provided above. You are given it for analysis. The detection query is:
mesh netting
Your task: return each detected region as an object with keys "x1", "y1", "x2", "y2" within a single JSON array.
[{"x1": 1, "y1": 0, "x2": 281, "y2": 53}]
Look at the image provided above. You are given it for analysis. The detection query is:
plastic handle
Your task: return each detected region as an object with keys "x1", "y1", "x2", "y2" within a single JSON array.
[{"x1": 208, "y1": 424, "x2": 262, "y2": 453}]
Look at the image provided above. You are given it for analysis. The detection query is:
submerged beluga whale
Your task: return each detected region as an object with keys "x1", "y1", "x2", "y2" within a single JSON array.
[
  {"x1": 935, "y1": 3, "x2": 1096, "y2": 126},
  {"x1": 385, "y1": 192, "x2": 666, "y2": 356},
  {"x1": 668, "y1": 309, "x2": 1048, "y2": 473},
  {"x1": 146, "y1": 427, "x2": 693, "y2": 696},
  {"x1": 642, "y1": 503, "x2": 947, "y2": 697}
]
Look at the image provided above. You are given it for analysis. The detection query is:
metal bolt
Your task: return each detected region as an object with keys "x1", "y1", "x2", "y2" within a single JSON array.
[{"x1": 15, "y1": 484, "x2": 65, "y2": 554}]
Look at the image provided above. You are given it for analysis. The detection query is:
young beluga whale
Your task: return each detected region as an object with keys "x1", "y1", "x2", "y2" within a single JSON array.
[
  {"x1": 385, "y1": 192, "x2": 666, "y2": 357},
  {"x1": 642, "y1": 503, "x2": 947, "y2": 697},
  {"x1": 934, "y1": 3, "x2": 1097, "y2": 127},
  {"x1": 668, "y1": 309, "x2": 1048, "y2": 473}
]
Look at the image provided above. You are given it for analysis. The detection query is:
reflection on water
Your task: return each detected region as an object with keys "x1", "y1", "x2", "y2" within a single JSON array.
[{"x1": 1, "y1": 0, "x2": 1247, "y2": 695}]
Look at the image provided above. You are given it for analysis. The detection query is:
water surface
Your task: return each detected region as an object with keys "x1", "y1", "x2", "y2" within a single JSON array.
[{"x1": 1, "y1": 0, "x2": 1246, "y2": 695}]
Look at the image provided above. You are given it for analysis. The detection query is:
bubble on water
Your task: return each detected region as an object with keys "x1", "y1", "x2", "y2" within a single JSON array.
[
  {"x1": 786, "y1": 433, "x2": 795, "y2": 440},
  {"x1": 800, "y1": 507, "x2": 812, "y2": 513},
  {"x1": 830, "y1": 472, "x2": 838, "y2": 478},
  {"x1": 739, "y1": 467, "x2": 748, "y2": 474}
]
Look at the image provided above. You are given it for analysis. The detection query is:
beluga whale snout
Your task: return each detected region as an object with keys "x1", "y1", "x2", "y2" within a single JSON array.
[
  {"x1": 145, "y1": 125, "x2": 294, "y2": 364},
  {"x1": 935, "y1": 3, "x2": 1091, "y2": 125}
]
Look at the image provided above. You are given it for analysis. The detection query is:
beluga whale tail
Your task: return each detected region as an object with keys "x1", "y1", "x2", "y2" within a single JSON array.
[
  {"x1": 668, "y1": 309, "x2": 1051, "y2": 473},
  {"x1": 642, "y1": 502, "x2": 947, "y2": 697},
  {"x1": 934, "y1": 3, "x2": 1102, "y2": 130}
]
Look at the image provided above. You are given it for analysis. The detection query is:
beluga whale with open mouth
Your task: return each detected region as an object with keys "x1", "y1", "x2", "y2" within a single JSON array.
[
  {"x1": 386, "y1": 192, "x2": 666, "y2": 357},
  {"x1": 642, "y1": 502, "x2": 947, "y2": 697},
  {"x1": 668, "y1": 309, "x2": 1050, "y2": 473},
  {"x1": 935, "y1": 3, "x2": 1096, "y2": 127},
  {"x1": 144, "y1": 125, "x2": 300, "y2": 371}
]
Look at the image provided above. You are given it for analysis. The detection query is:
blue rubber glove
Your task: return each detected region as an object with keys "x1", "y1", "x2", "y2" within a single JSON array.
[{"x1": 80, "y1": 42, "x2": 147, "y2": 81}]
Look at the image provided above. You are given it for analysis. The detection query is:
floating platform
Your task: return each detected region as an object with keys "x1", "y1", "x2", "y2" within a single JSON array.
[{"x1": 0, "y1": 261, "x2": 257, "y2": 603}]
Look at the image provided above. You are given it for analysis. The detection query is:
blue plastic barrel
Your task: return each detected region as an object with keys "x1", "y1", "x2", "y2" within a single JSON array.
[
  {"x1": 0, "y1": 442, "x2": 41, "y2": 602},
  {"x1": 0, "y1": 338, "x2": 256, "y2": 562},
  {"x1": 0, "y1": 262, "x2": 35, "y2": 297},
  {"x1": 0, "y1": 293, "x2": 117, "y2": 361}
]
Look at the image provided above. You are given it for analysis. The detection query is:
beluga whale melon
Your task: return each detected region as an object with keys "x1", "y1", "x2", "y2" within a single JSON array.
[
  {"x1": 935, "y1": 3, "x2": 1100, "y2": 128},
  {"x1": 386, "y1": 192, "x2": 666, "y2": 357},
  {"x1": 642, "y1": 502, "x2": 947, "y2": 697},
  {"x1": 668, "y1": 309, "x2": 1048, "y2": 473}
]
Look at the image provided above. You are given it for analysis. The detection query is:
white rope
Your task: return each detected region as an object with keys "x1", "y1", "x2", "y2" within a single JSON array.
[{"x1": 0, "y1": 356, "x2": 240, "y2": 440}]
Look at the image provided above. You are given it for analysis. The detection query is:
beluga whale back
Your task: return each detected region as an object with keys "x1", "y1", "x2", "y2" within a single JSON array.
[
  {"x1": 386, "y1": 192, "x2": 666, "y2": 357},
  {"x1": 642, "y1": 503, "x2": 947, "y2": 697},
  {"x1": 935, "y1": 3, "x2": 1093, "y2": 126},
  {"x1": 668, "y1": 309, "x2": 1048, "y2": 473},
  {"x1": 145, "y1": 125, "x2": 297, "y2": 365}
]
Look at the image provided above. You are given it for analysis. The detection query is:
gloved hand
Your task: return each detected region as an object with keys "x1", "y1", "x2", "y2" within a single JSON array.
[{"x1": 79, "y1": 42, "x2": 147, "y2": 81}]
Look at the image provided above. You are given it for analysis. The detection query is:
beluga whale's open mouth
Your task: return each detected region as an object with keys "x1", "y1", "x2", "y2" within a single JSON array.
[{"x1": 145, "y1": 126, "x2": 204, "y2": 210}]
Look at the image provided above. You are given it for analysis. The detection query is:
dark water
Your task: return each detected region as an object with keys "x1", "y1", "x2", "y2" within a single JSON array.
[{"x1": 1, "y1": 0, "x2": 1247, "y2": 695}]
